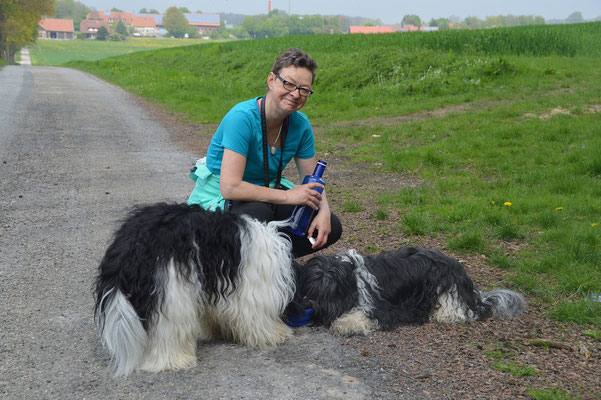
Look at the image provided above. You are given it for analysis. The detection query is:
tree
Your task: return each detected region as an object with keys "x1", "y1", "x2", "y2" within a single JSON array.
[
  {"x1": 566, "y1": 11, "x2": 584, "y2": 24},
  {"x1": 110, "y1": 7, "x2": 122, "y2": 12},
  {"x1": 96, "y1": 25, "x2": 108, "y2": 40},
  {"x1": 464, "y1": 16, "x2": 484, "y2": 29},
  {"x1": 53, "y1": 0, "x2": 89, "y2": 31},
  {"x1": 232, "y1": 25, "x2": 250, "y2": 39},
  {"x1": 179, "y1": 7, "x2": 190, "y2": 14},
  {"x1": 255, "y1": 17, "x2": 288, "y2": 38},
  {"x1": 0, "y1": 0, "x2": 54, "y2": 63},
  {"x1": 401, "y1": 14, "x2": 421, "y2": 27},
  {"x1": 115, "y1": 20, "x2": 127, "y2": 36},
  {"x1": 164, "y1": 6, "x2": 189, "y2": 38},
  {"x1": 429, "y1": 17, "x2": 451, "y2": 30}
]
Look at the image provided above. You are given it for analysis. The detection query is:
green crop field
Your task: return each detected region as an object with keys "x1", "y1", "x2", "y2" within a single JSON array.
[
  {"x1": 66, "y1": 23, "x2": 601, "y2": 332},
  {"x1": 28, "y1": 37, "x2": 210, "y2": 66}
]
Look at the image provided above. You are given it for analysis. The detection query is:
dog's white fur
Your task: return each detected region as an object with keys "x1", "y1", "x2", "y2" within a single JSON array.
[{"x1": 96, "y1": 206, "x2": 295, "y2": 376}]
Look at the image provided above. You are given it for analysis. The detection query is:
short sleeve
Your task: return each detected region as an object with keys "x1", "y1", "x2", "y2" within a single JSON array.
[
  {"x1": 221, "y1": 109, "x2": 253, "y2": 157},
  {"x1": 295, "y1": 114, "x2": 316, "y2": 159}
]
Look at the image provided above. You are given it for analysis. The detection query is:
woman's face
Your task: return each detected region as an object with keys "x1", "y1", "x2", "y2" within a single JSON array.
[{"x1": 268, "y1": 65, "x2": 313, "y2": 115}]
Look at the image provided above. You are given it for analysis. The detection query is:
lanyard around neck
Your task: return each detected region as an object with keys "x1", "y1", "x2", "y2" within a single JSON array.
[{"x1": 260, "y1": 96, "x2": 289, "y2": 188}]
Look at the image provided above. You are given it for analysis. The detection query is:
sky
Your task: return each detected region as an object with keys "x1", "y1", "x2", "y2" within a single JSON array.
[{"x1": 88, "y1": 0, "x2": 601, "y2": 24}]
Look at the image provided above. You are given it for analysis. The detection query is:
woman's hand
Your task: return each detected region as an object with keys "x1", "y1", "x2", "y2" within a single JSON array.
[
  {"x1": 286, "y1": 182, "x2": 323, "y2": 210},
  {"x1": 307, "y1": 207, "x2": 331, "y2": 249}
]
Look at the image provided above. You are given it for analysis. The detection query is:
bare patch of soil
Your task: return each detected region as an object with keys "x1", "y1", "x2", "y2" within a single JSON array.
[{"x1": 139, "y1": 96, "x2": 601, "y2": 399}]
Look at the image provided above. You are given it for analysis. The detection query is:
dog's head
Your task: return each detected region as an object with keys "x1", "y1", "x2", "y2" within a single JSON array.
[{"x1": 288, "y1": 254, "x2": 359, "y2": 326}]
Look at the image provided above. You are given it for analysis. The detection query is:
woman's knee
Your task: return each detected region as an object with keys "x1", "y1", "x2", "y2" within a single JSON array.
[
  {"x1": 328, "y1": 213, "x2": 343, "y2": 245},
  {"x1": 228, "y1": 201, "x2": 275, "y2": 223}
]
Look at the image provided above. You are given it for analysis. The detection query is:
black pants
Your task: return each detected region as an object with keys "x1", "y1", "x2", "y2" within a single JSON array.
[{"x1": 228, "y1": 201, "x2": 342, "y2": 258}]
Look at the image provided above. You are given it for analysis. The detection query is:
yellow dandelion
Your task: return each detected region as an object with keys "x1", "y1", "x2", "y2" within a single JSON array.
[
  {"x1": 592, "y1": 223, "x2": 598, "y2": 227},
  {"x1": 491, "y1": 200, "x2": 495, "y2": 205},
  {"x1": 556, "y1": 207, "x2": 563, "y2": 211},
  {"x1": 504, "y1": 202, "x2": 512, "y2": 206}
]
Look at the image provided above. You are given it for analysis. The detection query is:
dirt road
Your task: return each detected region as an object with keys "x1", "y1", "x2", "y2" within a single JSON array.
[{"x1": 0, "y1": 66, "x2": 396, "y2": 399}]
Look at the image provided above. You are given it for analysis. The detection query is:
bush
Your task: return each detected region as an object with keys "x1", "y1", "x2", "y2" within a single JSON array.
[
  {"x1": 96, "y1": 26, "x2": 109, "y2": 41},
  {"x1": 108, "y1": 33, "x2": 125, "y2": 41}
]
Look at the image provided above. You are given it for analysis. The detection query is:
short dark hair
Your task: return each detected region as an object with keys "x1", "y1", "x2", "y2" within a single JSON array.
[{"x1": 271, "y1": 48, "x2": 317, "y2": 83}]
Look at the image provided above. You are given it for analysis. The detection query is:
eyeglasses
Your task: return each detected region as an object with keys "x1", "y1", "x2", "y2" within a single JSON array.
[{"x1": 275, "y1": 74, "x2": 313, "y2": 97}]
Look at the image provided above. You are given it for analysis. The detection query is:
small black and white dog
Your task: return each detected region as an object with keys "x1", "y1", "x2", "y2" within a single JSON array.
[
  {"x1": 289, "y1": 247, "x2": 526, "y2": 336},
  {"x1": 94, "y1": 203, "x2": 295, "y2": 376}
]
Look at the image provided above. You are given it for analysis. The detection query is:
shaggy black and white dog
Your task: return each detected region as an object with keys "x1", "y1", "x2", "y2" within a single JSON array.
[
  {"x1": 94, "y1": 203, "x2": 295, "y2": 376},
  {"x1": 289, "y1": 247, "x2": 526, "y2": 336}
]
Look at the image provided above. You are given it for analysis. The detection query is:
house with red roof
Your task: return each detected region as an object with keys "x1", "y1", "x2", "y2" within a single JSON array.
[
  {"x1": 132, "y1": 16, "x2": 157, "y2": 37},
  {"x1": 184, "y1": 13, "x2": 221, "y2": 33},
  {"x1": 38, "y1": 18, "x2": 75, "y2": 39},
  {"x1": 86, "y1": 11, "x2": 133, "y2": 25},
  {"x1": 349, "y1": 25, "x2": 395, "y2": 34},
  {"x1": 79, "y1": 19, "x2": 111, "y2": 39}
]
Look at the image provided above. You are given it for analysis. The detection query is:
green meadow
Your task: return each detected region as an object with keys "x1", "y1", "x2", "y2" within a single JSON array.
[
  {"x1": 65, "y1": 23, "x2": 601, "y2": 327},
  {"x1": 28, "y1": 37, "x2": 209, "y2": 66}
]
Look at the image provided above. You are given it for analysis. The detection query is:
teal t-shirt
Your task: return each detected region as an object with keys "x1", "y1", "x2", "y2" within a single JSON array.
[{"x1": 205, "y1": 97, "x2": 315, "y2": 186}]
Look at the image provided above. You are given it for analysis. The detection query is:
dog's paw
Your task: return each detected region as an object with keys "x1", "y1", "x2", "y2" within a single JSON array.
[{"x1": 330, "y1": 309, "x2": 378, "y2": 336}]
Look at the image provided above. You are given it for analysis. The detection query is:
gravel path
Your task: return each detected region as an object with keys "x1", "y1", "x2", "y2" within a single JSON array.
[{"x1": 0, "y1": 65, "x2": 397, "y2": 400}]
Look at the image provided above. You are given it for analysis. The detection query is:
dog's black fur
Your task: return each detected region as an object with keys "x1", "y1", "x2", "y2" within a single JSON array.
[
  {"x1": 94, "y1": 203, "x2": 244, "y2": 329},
  {"x1": 94, "y1": 203, "x2": 295, "y2": 376},
  {"x1": 288, "y1": 247, "x2": 526, "y2": 335}
]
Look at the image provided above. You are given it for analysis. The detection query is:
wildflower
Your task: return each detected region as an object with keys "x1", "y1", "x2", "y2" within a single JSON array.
[
  {"x1": 592, "y1": 223, "x2": 598, "y2": 227},
  {"x1": 556, "y1": 207, "x2": 563, "y2": 211},
  {"x1": 504, "y1": 202, "x2": 512, "y2": 206},
  {"x1": 491, "y1": 200, "x2": 495, "y2": 205}
]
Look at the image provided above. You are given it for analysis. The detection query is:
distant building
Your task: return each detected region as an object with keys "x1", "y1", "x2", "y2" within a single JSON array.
[
  {"x1": 85, "y1": 10, "x2": 134, "y2": 25},
  {"x1": 132, "y1": 16, "x2": 157, "y2": 37},
  {"x1": 349, "y1": 25, "x2": 395, "y2": 34},
  {"x1": 402, "y1": 24, "x2": 419, "y2": 32},
  {"x1": 184, "y1": 13, "x2": 221, "y2": 33},
  {"x1": 38, "y1": 18, "x2": 75, "y2": 39},
  {"x1": 349, "y1": 24, "x2": 438, "y2": 34},
  {"x1": 136, "y1": 14, "x2": 166, "y2": 36},
  {"x1": 79, "y1": 19, "x2": 111, "y2": 39},
  {"x1": 80, "y1": 11, "x2": 220, "y2": 37}
]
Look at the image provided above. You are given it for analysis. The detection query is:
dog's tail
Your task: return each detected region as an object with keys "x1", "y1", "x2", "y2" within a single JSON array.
[
  {"x1": 480, "y1": 289, "x2": 527, "y2": 319},
  {"x1": 96, "y1": 288, "x2": 147, "y2": 376}
]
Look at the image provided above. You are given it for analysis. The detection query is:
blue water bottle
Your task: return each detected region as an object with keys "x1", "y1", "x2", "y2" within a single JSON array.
[{"x1": 285, "y1": 160, "x2": 327, "y2": 237}]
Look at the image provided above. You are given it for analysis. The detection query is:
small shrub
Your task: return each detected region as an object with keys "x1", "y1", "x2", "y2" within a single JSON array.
[
  {"x1": 491, "y1": 361, "x2": 537, "y2": 377},
  {"x1": 528, "y1": 387, "x2": 574, "y2": 400},
  {"x1": 447, "y1": 231, "x2": 486, "y2": 253},
  {"x1": 494, "y1": 223, "x2": 525, "y2": 241},
  {"x1": 402, "y1": 213, "x2": 430, "y2": 235},
  {"x1": 581, "y1": 329, "x2": 601, "y2": 340},
  {"x1": 548, "y1": 299, "x2": 601, "y2": 325},
  {"x1": 489, "y1": 253, "x2": 515, "y2": 269},
  {"x1": 373, "y1": 209, "x2": 389, "y2": 220},
  {"x1": 341, "y1": 201, "x2": 365, "y2": 213},
  {"x1": 109, "y1": 33, "x2": 126, "y2": 41}
]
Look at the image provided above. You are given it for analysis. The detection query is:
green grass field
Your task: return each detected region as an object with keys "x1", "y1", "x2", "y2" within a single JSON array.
[
  {"x1": 63, "y1": 23, "x2": 601, "y2": 330},
  {"x1": 28, "y1": 37, "x2": 210, "y2": 66}
]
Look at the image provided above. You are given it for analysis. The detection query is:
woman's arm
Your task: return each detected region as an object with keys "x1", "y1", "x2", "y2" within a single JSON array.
[{"x1": 220, "y1": 149, "x2": 323, "y2": 209}]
